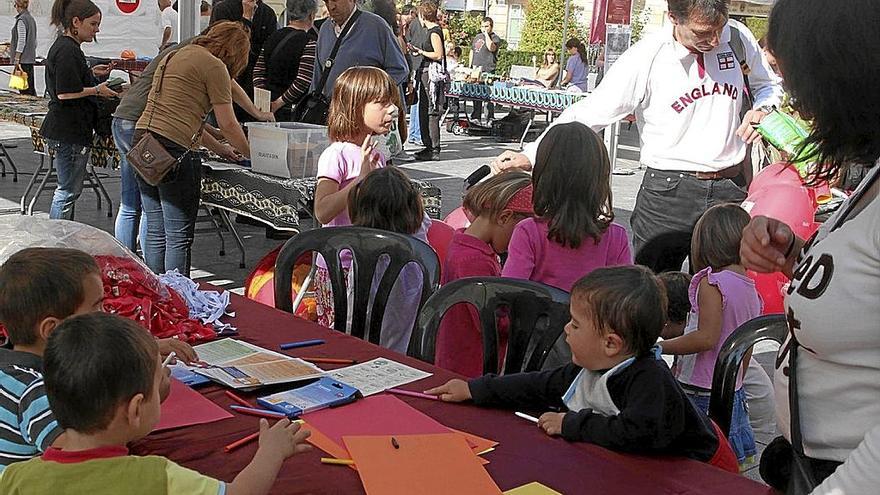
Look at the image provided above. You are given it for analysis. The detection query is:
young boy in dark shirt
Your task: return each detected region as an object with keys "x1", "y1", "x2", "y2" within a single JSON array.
[{"x1": 426, "y1": 265, "x2": 738, "y2": 472}]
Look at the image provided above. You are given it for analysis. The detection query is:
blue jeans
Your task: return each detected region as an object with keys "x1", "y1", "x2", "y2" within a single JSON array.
[
  {"x1": 687, "y1": 388, "x2": 757, "y2": 464},
  {"x1": 408, "y1": 104, "x2": 422, "y2": 143},
  {"x1": 111, "y1": 117, "x2": 147, "y2": 252},
  {"x1": 48, "y1": 140, "x2": 90, "y2": 220},
  {"x1": 136, "y1": 134, "x2": 201, "y2": 277}
]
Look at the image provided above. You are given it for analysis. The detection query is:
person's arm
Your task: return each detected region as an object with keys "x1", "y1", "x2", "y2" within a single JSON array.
[
  {"x1": 277, "y1": 40, "x2": 315, "y2": 108},
  {"x1": 416, "y1": 31, "x2": 443, "y2": 61},
  {"x1": 734, "y1": 23, "x2": 784, "y2": 144},
  {"x1": 214, "y1": 102, "x2": 250, "y2": 157},
  {"x1": 13, "y1": 20, "x2": 26, "y2": 68},
  {"x1": 231, "y1": 79, "x2": 274, "y2": 122},
  {"x1": 560, "y1": 60, "x2": 573, "y2": 86},
  {"x1": 554, "y1": 366, "x2": 694, "y2": 454},
  {"x1": 467, "y1": 363, "x2": 581, "y2": 410},
  {"x1": 314, "y1": 137, "x2": 381, "y2": 224},
  {"x1": 661, "y1": 277, "x2": 723, "y2": 355},
  {"x1": 162, "y1": 27, "x2": 172, "y2": 48},
  {"x1": 485, "y1": 32, "x2": 498, "y2": 53},
  {"x1": 501, "y1": 222, "x2": 537, "y2": 281},
  {"x1": 57, "y1": 82, "x2": 118, "y2": 100},
  {"x1": 740, "y1": 216, "x2": 804, "y2": 278},
  {"x1": 515, "y1": 43, "x2": 649, "y2": 166},
  {"x1": 808, "y1": 424, "x2": 880, "y2": 495},
  {"x1": 253, "y1": 50, "x2": 268, "y2": 90}
]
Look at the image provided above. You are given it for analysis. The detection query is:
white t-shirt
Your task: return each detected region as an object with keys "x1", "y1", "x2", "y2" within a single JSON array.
[
  {"x1": 522, "y1": 20, "x2": 783, "y2": 172},
  {"x1": 161, "y1": 6, "x2": 178, "y2": 45},
  {"x1": 776, "y1": 164, "x2": 880, "y2": 492}
]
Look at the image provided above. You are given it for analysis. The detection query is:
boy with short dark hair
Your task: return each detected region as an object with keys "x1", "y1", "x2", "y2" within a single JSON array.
[
  {"x1": 0, "y1": 313, "x2": 311, "y2": 494},
  {"x1": 426, "y1": 265, "x2": 738, "y2": 472},
  {"x1": 658, "y1": 271, "x2": 692, "y2": 340},
  {"x1": 0, "y1": 248, "x2": 104, "y2": 472}
]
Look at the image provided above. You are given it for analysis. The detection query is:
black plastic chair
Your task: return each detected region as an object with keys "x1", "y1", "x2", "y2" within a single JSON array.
[
  {"x1": 709, "y1": 313, "x2": 788, "y2": 435},
  {"x1": 413, "y1": 277, "x2": 571, "y2": 375},
  {"x1": 274, "y1": 226, "x2": 440, "y2": 349}
]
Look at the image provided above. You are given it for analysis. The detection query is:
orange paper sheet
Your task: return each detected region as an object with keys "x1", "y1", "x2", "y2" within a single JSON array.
[{"x1": 344, "y1": 433, "x2": 502, "y2": 495}]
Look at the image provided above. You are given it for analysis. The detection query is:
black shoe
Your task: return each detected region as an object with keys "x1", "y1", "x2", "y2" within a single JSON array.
[{"x1": 413, "y1": 148, "x2": 440, "y2": 161}]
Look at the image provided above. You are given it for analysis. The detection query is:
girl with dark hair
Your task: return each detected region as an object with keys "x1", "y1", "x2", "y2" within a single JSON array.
[
  {"x1": 41, "y1": 0, "x2": 117, "y2": 220},
  {"x1": 502, "y1": 122, "x2": 632, "y2": 291},
  {"x1": 560, "y1": 37, "x2": 589, "y2": 92},
  {"x1": 741, "y1": 0, "x2": 880, "y2": 492},
  {"x1": 134, "y1": 21, "x2": 252, "y2": 276},
  {"x1": 347, "y1": 167, "x2": 432, "y2": 353}
]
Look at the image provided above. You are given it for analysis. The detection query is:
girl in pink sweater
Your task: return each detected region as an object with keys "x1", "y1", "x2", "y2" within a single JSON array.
[{"x1": 502, "y1": 122, "x2": 632, "y2": 291}]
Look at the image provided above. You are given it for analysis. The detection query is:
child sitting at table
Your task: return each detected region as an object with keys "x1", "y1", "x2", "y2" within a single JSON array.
[
  {"x1": 501, "y1": 122, "x2": 632, "y2": 292},
  {"x1": 435, "y1": 171, "x2": 533, "y2": 377},
  {"x1": 425, "y1": 265, "x2": 739, "y2": 473},
  {"x1": 0, "y1": 312, "x2": 312, "y2": 494},
  {"x1": 312, "y1": 66, "x2": 399, "y2": 328},
  {"x1": 347, "y1": 167, "x2": 432, "y2": 353},
  {"x1": 0, "y1": 247, "x2": 196, "y2": 472}
]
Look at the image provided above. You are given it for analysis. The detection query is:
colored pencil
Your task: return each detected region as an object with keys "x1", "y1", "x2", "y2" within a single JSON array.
[
  {"x1": 230, "y1": 405, "x2": 288, "y2": 419},
  {"x1": 223, "y1": 431, "x2": 259, "y2": 453},
  {"x1": 515, "y1": 412, "x2": 540, "y2": 423},
  {"x1": 385, "y1": 388, "x2": 440, "y2": 401},
  {"x1": 161, "y1": 352, "x2": 176, "y2": 367},
  {"x1": 301, "y1": 357, "x2": 357, "y2": 365},
  {"x1": 225, "y1": 390, "x2": 256, "y2": 408},
  {"x1": 321, "y1": 457, "x2": 355, "y2": 466},
  {"x1": 279, "y1": 339, "x2": 325, "y2": 350}
]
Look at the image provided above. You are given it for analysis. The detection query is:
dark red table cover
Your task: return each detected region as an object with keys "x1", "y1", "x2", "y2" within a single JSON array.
[{"x1": 132, "y1": 292, "x2": 774, "y2": 495}]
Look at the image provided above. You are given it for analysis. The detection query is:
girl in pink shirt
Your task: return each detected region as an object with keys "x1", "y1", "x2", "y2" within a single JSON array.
[
  {"x1": 312, "y1": 67, "x2": 400, "y2": 327},
  {"x1": 502, "y1": 122, "x2": 632, "y2": 291},
  {"x1": 436, "y1": 171, "x2": 533, "y2": 377},
  {"x1": 661, "y1": 204, "x2": 762, "y2": 467}
]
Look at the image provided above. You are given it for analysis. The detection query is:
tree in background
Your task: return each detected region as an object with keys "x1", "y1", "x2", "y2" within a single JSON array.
[
  {"x1": 447, "y1": 11, "x2": 485, "y2": 51},
  {"x1": 518, "y1": 0, "x2": 589, "y2": 52}
]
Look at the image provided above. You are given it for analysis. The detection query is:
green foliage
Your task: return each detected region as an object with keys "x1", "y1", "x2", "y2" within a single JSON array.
[
  {"x1": 744, "y1": 17, "x2": 769, "y2": 42},
  {"x1": 447, "y1": 11, "x2": 484, "y2": 49},
  {"x1": 496, "y1": 50, "x2": 544, "y2": 76},
  {"x1": 631, "y1": 6, "x2": 652, "y2": 43},
  {"x1": 518, "y1": 0, "x2": 589, "y2": 52}
]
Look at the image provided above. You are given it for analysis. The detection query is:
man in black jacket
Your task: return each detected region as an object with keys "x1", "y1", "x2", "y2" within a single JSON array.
[{"x1": 211, "y1": 0, "x2": 278, "y2": 121}]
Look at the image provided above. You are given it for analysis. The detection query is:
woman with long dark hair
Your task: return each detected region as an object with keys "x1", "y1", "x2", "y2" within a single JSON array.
[
  {"x1": 560, "y1": 37, "x2": 589, "y2": 92},
  {"x1": 134, "y1": 21, "x2": 251, "y2": 276},
  {"x1": 740, "y1": 0, "x2": 880, "y2": 492},
  {"x1": 41, "y1": 0, "x2": 117, "y2": 220}
]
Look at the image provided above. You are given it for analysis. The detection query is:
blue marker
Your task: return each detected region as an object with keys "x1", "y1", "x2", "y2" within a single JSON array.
[{"x1": 279, "y1": 339, "x2": 325, "y2": 350}]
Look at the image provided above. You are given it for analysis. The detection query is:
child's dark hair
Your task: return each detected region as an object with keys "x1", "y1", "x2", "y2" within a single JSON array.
[
  {"x1": 462, "y1": 170, "x2": 531, "y2": 222},
  {"x1": 0, "y1": 247, "x2": 99, "y2": 346},
  {"x1": 533, "y1": 122, "x2": 613, "y2": 249},
  {"x1": 571, "y1": 265, "x2": 667, "y2": 356},
  {"x1": 348, "y1": 167, "x2": 424, "y2": 235},
  {"x1": 44, "y1": 313, "x2": 158, "y2": 434},
  {"x1": 658, "y1": 271, "x2": 692, "y2": 324},
  {"x1": 51, "y1": 0, "x2": 100, "y2": 29},
  {"x1": 690, "y1": 203, "x2": 751, "y2": 272}
]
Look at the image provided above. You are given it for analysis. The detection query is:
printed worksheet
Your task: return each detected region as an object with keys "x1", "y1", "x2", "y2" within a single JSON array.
[
  {"x1": 326, "y1": 358, "x2": 432, "y2": 396},
  {"x1": 191, "y1": 338, "x2": 324, "y2": 389}
]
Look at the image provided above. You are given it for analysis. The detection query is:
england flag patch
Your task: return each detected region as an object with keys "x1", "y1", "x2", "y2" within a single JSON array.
[{"x1": 717, "y1": 51, "x2": 736, "y2": 71}]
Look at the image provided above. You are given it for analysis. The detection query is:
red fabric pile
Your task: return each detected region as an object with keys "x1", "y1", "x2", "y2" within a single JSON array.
[{"x1": 96, "y1": 255, "x2": 216, "y2": 344}]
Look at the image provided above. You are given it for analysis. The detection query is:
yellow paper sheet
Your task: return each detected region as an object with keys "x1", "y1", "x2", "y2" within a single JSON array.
[{"x1": 503, "y1": 482, "x2": 563, "y2": 495}]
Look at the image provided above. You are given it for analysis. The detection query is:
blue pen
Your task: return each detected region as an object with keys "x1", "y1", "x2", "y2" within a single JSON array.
[{"x1": 279, "y1": 339, "x2": 325, "y2": 350}]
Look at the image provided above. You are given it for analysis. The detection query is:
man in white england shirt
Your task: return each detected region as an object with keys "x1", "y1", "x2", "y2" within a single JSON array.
[{"x1": 493, "y1": 0, "x2": 783, "y2": 273}]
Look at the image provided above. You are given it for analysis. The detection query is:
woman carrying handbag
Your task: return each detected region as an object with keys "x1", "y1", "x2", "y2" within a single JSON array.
[{"x1": 132, "y1": 21, "x2": 251, "y2": 277}]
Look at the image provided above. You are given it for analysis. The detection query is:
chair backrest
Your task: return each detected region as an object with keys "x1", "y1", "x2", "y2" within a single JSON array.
[
  {"x1": 413, "y1": 277, "x2": 571, "y2": 375},
  {"x1": 274, "y1": 226, "x2": 441, "y2": 347},
  {"x1": 709, "y1": 313, "x2": 788, "y2": 435}
]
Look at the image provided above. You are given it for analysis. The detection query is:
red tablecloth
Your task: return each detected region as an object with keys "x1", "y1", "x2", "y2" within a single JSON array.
[{"x1": 132, "y1": 292, "x2": 774, "y2": 494}]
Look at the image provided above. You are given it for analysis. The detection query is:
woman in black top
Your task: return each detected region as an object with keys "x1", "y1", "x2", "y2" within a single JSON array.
[
  {"x1": 42, "y1": 0, "x2": 117, "y2": 220},
  {"x1": 252, "y1": 0, "x2": 318, "y2": 121},
  {"x1": 410, "y1": 0, "x2": 445, "y2": 161}
]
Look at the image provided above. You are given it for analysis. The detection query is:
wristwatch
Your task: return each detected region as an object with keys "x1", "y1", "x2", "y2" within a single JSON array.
[{"x1": 756, "y1": 104, "x2": 776, "y2": 114}]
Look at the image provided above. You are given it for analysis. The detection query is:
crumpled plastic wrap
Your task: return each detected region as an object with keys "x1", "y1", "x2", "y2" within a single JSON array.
[
  {"x1": 159, "y1": 270, "x2": 237, "y2": 335},
  {"x1": 0, "y1": 217, "x2": 216, "y2": 344}
]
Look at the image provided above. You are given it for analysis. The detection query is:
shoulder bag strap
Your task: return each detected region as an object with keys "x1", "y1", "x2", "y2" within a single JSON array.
[
  {"x1": 268, "y1": 28, "x2": 302, "y2": 67},
  {"x1": 728, "y1": 25, "x2": 754, "y2": 116},
  {"x1": 314, "y1": 8, "x2": 362, "y2": 96},
  {"x1": 788, "y1": 340, "x2": 820, "y2": 489},
  {"x1": 146, "y1": 49, "x2": 207, "y2": 155}
]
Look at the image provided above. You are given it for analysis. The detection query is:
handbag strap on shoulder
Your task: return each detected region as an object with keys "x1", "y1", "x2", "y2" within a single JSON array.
[{"x1": 314, "y1": 8, "x2": 362, "y2": 96}]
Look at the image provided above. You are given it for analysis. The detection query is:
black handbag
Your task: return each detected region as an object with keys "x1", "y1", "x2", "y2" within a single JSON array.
[{"x1": 291, "y1": 9, "x2": 361, "y2": 125}]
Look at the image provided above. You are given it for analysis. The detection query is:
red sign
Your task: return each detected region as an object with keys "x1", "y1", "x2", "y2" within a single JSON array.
[
  {"x1": 605, "y1": 0, "x2": 633, "y2": 25},
  {"x1": 116, "y1": 0, "x2": 140, "y2": 14}
]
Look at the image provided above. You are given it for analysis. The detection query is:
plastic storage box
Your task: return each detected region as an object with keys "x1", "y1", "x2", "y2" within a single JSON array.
[{"x1": 246, "y1": 122, "x2": 331, "y2": 179}]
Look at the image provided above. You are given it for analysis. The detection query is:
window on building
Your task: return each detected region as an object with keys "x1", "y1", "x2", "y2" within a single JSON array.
[{"x1": 507, "y1": 4, "x2": 525, "y2": 50}]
